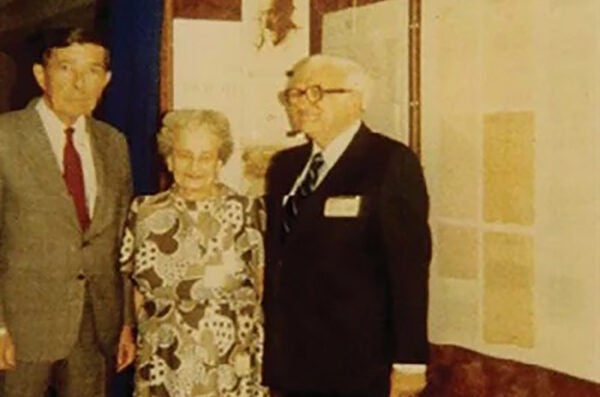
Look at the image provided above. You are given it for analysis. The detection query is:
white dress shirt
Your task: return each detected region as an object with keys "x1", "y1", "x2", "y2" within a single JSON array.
[
  {"x1": 36, "y1": 99, "x2": 97, "y2": 215},
  {"x1": 289, "y1": 119, "x2": 362, "y2": 195}
]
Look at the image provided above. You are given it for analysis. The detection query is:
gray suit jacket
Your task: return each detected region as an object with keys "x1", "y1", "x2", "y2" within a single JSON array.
[{"x1": 0, "y1": 102, "x2": 133, "y2": 362}]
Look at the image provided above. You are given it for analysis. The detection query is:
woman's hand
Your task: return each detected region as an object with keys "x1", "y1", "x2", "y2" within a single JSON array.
[
  {"x1": 0, "y1": 331, "x2": 16, "y2": 370},
  {"x1": 116, "y1": 325, "x2": 136, "y2": 372}
]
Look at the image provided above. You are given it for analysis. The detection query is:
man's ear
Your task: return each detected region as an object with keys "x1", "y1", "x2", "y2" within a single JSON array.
[
  {"x1": 32, "y1": 64, "x2": 46, "y2": 91},
  {"x1": 351, "y1": 91, "x2": 364, "y2": 115},
  {"x1": 166, "y1": 155, "x2": 173, "y2": 172},
  {"x1": 103, "y1": 71, "x2": 112, "y2": 89}
]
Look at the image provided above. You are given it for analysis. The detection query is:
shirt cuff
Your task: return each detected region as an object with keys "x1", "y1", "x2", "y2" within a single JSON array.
[{"x1": 392, "y1": 363, "x2": 427, "y2": 374}]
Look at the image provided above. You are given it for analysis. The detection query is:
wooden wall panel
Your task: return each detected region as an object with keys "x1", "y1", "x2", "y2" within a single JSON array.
[
  {"x1": 172, "y1": 0, "x2": 241, "y2": 20},
  {"x1": 160, "y1": 0, "x2": 173, "y2": 114},
  {"x1": 309, "y1": 0, "x2": 387, "y2": 53}
]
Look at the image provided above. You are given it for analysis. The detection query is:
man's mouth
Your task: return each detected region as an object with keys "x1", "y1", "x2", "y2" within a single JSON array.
[{"x1": 300, "y1": 113, "x2": 320, "y2": 122}]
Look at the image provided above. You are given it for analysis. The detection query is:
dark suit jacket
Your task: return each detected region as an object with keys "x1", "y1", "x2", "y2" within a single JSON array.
[
  {"x1": 262, "y1": 124, "x2": 431, "y2": 394},
  {"x1": 0, "y1": 103, "x2": 133, "y2": 362}
]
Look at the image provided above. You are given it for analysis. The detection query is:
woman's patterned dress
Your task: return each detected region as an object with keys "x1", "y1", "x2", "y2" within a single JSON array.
[{"x1": 120, "y1": 186, "x2": 267, "y2": 397}]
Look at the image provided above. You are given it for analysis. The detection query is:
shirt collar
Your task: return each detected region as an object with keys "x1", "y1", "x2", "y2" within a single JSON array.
[
  {"x1": 35, "y1": 97, "x2": 86, "y2": 134},
  {"x1": 311, "y1": 119, "x2": 361, "y2": 167}
]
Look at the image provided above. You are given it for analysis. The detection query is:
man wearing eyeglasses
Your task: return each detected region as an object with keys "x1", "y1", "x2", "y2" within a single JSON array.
[{"x1": 262, "y1": 54, "x2": 432, "y2": 397}]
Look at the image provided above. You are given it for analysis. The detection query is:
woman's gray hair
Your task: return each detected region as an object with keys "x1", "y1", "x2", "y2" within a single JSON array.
[{"x1": 158, "y1": 109, "x2": 234, "y2": 163}]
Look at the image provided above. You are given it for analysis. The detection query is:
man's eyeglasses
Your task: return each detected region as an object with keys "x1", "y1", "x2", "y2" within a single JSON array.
[{"x1": 280, "y1": 85, "x2": 353, "y2": 105}]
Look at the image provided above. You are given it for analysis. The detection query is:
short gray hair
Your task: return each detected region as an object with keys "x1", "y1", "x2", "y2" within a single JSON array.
[
  {"x1": 287, "y1": 54, "x2": 372, "y2": 107},
  {"x1": 158, "y1": 109, "x2": 234, "y2": 163}
]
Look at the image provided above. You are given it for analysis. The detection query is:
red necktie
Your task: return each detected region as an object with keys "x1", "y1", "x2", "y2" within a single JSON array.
[{"x1": 63, "y1": 127, "x2": 90, "y2": 231}]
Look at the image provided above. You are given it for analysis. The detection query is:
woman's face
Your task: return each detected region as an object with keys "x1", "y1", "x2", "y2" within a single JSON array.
[{"x1": 167, "y1": 126, "x2": 223, "y2": 199}]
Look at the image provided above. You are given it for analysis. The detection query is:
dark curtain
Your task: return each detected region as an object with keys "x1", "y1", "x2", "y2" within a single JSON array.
[
  {"x1": 98, "y1": 0, "x2": 163, "y2": 195},
  {"x1": 96, "y1": 1, "x2": 163, "y2": 394}
]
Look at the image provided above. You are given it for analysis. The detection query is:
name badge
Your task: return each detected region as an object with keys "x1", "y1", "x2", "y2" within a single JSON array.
[{"x1": 324, "y1": 196, "x2": 361, "y2": 218}]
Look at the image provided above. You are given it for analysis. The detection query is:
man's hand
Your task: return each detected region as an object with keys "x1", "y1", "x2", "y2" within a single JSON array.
[
  {"x1": 0, "y1": 331, "x2": 16, "y2": 370},
  {"x1": 116, "y1": 325, "x2": 136, "y2": 372},
  {"x1": 390, "y1": 367, "x2": 427, "y2": 397}
]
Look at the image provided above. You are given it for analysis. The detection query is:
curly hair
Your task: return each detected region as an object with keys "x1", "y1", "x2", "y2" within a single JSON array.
[{"x1": 157, "y1": 109, "x2": 234, "y2": 163}]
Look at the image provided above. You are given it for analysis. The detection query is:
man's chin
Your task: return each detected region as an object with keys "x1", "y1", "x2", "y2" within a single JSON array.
[
  {"x1": 63, "y1": 107, "x2": 94, "y2": 118},
  {"x1": 300, "y1": 128, "x2": 320, "y2": 140},
  {"x1": 180, "y1": 182, "x2": 210, "y2": 192}
]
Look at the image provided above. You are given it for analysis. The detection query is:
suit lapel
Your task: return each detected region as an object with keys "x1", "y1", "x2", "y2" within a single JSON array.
[
  {"x1": 282, "y1": 126, "x2": 371, "y2": 244},
  {"x1": 18, "y1": 109, "x2": 81, "y2": 230},
  {"x1": 85, "y1": 120, "x2": 110, "y2": 238},
  {"x1": 276, "y1": 143, "x2": 312, "y2": 196},
  {"x1": 268, "y1": 144, "x2": 310, "y2": 249},
  {"x1": 314, "y1": 125, "x2": 370, "y2": 198}
]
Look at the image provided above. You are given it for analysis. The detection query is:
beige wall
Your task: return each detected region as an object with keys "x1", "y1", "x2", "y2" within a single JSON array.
[{"x1": 422, "y1": 0, "x2": 600, "y2": 382}]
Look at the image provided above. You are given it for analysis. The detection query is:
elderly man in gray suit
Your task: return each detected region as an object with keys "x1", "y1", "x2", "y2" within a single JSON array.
[{"x1": 0, "y1": 27, "x2": 136, "y2": 396}]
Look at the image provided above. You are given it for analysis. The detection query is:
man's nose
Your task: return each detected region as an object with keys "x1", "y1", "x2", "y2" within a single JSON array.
[
  {"x1": 289, "y1": 95, "x2": 314, "y2": 112},
  {"x1": 72, "y1": 71, "x2": 86, "y2": 90},
  {"x1": 189, "y1": 158, "x2": 204, "y2": 172}
]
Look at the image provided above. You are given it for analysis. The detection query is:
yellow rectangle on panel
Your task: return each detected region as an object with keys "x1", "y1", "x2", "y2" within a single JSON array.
[
  {"x1": 435, "y1": 223, "x2": 479, "y2": 279},
  {"x1": 483, "y1": 287, "x2": 534, "y2": 348},
  {"x1": 483, "y1": 232, "x2": 534, "y2": 348},
  {"x1": 428, "y1": 278, "x2": 479, "y2": 346},
  {"x1": 483, "y1": 112, "x2": 535, "y2": 225},
  {"x1": 484, "y1": 232, "x2": 534, "y2": 288}
]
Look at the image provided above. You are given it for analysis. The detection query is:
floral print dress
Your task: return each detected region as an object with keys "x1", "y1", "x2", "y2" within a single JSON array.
[{"x1": 120, "y1": 186, "x2": 267, "y2": 397}]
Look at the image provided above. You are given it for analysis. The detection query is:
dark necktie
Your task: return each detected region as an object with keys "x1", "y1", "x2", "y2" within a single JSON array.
[
  {"x1": 63, "y1": 127, "x2": 90, "y2": 231},
  {"x1": 282, "y1": 152, "x2": 325, "y2": 237}
]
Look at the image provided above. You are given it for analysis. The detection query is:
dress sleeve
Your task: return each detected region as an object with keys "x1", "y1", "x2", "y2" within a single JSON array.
[
  {"x1": 245, "y1": 197, "x2": 266, "y2": 296},
  {"x1": 120, "y1": 197, "x2": 141, "y2": 325},
  {"x1": 120, "y1": 197, "x2": 141, "y2": 275}
]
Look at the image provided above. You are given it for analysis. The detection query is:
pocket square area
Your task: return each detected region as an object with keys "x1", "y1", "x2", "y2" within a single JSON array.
[{"x1": 324, "y1": 196, "x2": 361, "y2": 218}]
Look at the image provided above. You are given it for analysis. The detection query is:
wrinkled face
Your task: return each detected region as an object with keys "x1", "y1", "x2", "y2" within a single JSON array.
[
  {"x1": 33, "y1": 43, "x2": 111, "y2": 125},
  {"x1": 283, "y1": 62, "x2": 362, "y2": 148},
  {"x1": 167, "y1": 127, "x2": 223, "y2": 199}
]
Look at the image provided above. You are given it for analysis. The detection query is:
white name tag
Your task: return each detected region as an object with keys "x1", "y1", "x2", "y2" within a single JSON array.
[{"x1": 324, "y1": 196, "x2": 361, "y2": 218}]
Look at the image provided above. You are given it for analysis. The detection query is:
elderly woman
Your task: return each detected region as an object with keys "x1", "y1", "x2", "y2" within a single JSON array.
[{"x1": 120, "y1": 109, "x2": 266, "y2": 397}]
